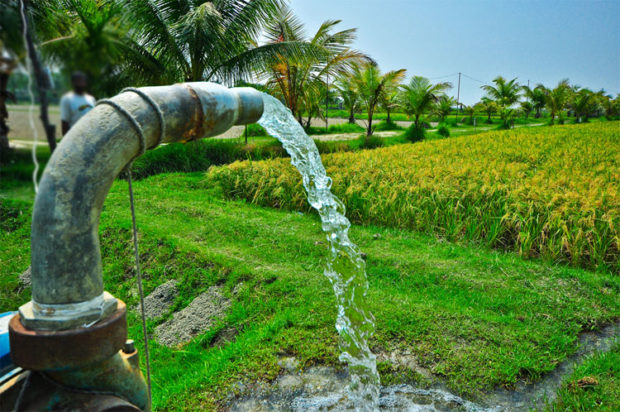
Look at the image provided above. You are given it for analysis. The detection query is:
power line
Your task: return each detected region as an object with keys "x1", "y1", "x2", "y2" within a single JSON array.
[
  {"x1": 460, "y1": 73, "x2": 487, "y2": 85},
  {"x1": 428, "y1": 73, "x2": 459, "y2": 80}
]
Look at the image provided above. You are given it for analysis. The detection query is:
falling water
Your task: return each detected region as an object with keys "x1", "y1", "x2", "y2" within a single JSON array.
[{"x1": 258, "y1": 94, "x2": 380, "y2": 410}]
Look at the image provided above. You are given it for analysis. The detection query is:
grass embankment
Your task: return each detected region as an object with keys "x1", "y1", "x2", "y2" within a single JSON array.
[
  {"x1": 209, "y1": 122, "x2": 619, "y2": 272},
  {"x1": 1, "y1": 172, "x2": 618, "y2": 410},
  {"x1": 548, "y1": 342, "x2": 619, "y2": 411}
]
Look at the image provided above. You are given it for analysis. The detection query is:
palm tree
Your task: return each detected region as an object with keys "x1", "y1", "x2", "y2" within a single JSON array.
[
  {"x1": 599, "y1": 93, "x2": 619, "y2": 119},
  {"x1": 570, "y1": 87, "x2": 596, "y2": 123},
  {"x1": 462, "y1": 105, "x2": 475, "y2": 125},
  {"x1": 336, "y1": 74, "x2": 360, "y2": 124},
  {"x1": 124, "y1": 0, "x2": 312, "y2": 87},
  {"x1": 35, "y1": 0, "x2": 158, "y2": 97},
  {"x1": 538, "y1": 79, "x2": 571, "y2": 125},
  {"x1": 522, "y1": 85, "x2": 546, "y2": 118},
  {"x1": 261, "y1": 5, "x2": 365, "y2": 128},
  {"x1": 351, "y1": 63, "x2": 406, "y2": 136},
  {"x1": 434, "y1": 95, "x2": 454, "y2": 123},
  {"x1": 475, "y1": 97, "x2": 498, "y2": 124},
  {"x1": 481, "y1": 76, "x2": 520, "y2": 128},
  {"x1": 0, "y1": 1, "x2": 23, "y2": 159},
  {"x1": 378, "y1": 77, "x2": 402, "y2": 124},
  {"x1": 520, "y1": 101, "x2": 533, "y2": 120},
  {"x1": 400, "y1": 76, "x2": 452, "y2": 129}
]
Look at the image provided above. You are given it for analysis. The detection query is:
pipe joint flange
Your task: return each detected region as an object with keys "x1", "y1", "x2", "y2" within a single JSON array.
[
  {"x1": 18, "y1": 292, "x2": 118, "y2": 331},
  {"x1": 10, "y1": 300, "x2": 128, "y2": 371}
]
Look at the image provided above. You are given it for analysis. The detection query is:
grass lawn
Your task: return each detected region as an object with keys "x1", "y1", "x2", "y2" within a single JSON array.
[
  {"x1": 547, "y1": 342, "x2": 619, "y2": 411},
  {"x1": 1, "y1": 172, "x2": 617, "y2": 410}
]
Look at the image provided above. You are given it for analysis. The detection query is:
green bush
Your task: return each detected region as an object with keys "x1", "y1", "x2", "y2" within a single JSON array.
[
  {"x1": 437, "y1": 124, "x2": 451, "y2": 137},
  {"x1": 244, "y1": 123, "x2": 268, "y2": 137},
  {"x1": 374, "y1": 121, "x2": 404, "y2": 132},
  {"x1": 306, "y1": 123, "x2": 364, "y2": 135},
  {"x1": 358, "y1": 135, "x2": 385, "y2": 149},
  {"x1": 404, "y1": 125, "x2": 425, "y2": 142},
  {"x1": 131, "y1": 139, "x2": 285, "y2": 180}
]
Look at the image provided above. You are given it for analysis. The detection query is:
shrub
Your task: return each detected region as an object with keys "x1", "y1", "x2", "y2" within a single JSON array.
[
  {"x1": 131, "y1": 139, "x2": 285, "y2": 180},
  {"x1": 404, "y1": 125, "x2": 425, "y2": 142},
  {"x1": 306, "y1": 123, "x2": 365, "y2": 135},
  {"x1": 244, "y1": 123, "x2": 268, "y2": 137},
  {"x1": 437, "y1": 124, "x2": 451, "y2": 137},
  {"x1": 358, "y1": 135, "x2": 384, "y2": 150},
  {"x1": 374, "y1": 121, "x2": 404, "y2": 132}
]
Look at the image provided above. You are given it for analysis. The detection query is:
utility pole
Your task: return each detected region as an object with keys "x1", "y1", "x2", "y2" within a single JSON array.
[
  {"x1": 455, "y1": 72, "x2": 461, "y2": 121},
  {"x1": 325, "y1": 73, "x2": 329, "y2": 131}
]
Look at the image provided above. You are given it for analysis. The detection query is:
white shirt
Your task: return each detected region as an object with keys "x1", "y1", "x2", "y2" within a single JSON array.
[{"x1": 60, "y1": 91, "x2": 96, "y2": 128}]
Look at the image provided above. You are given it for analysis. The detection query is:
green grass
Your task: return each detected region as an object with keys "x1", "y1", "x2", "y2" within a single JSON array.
[
  {"x1": 306, "y1": 123, "x2": 365, "y2": 135},
  {"x1": 547, "y1": 342, "x2": 619, "y2": 411},
  {"x1": 1, "y1": 172, "x2": 618, "y2": 410}
]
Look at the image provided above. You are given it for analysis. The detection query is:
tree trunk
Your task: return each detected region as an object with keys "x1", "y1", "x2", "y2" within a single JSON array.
[
  {"x1": 348, "y1": 107, "x2": 355, "y2": 124},
  {"x1": 23, "y1": 0, "x2": 56, "y2": 152},
  {"x1": 0, "y1": 72, "x2": 11, "y2": 161},
  {"x1": 367, "y1": 110, "x2": 373, "y2": 137},
  {"x1": 386, "y1": 108, "x2": 391, "y2": 124}
]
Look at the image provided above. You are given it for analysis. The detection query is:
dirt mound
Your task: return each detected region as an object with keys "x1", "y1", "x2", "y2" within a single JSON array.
[
  {"x1": 156, "y1": 286, "x2": 230, "y2": 347},
  {"x1": 138, "y1": 280, "x2": 178, "y2": 320}
]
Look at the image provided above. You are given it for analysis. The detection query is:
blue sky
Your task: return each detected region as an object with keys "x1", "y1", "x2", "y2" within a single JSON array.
[{"x1": 289, "y1": 0, "x2": 619, "y2": 105}]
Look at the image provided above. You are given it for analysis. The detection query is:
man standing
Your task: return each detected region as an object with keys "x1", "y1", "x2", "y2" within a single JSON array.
[{"x1": 60, "y1": 71, "x2": 95, "y2": 136}]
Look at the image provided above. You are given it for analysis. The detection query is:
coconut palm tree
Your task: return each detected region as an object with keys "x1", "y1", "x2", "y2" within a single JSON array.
[
  {"x1": 400, "y1": 76, "x2": 452, "y2": 129},
  {"x1": 124, "y1": 0, "x2": 313, "y2": 87},
  {"x1": 520, "y1": 101, "x2": 533, "y2": 120},
  {"x1": 481, "y1": 76, "x2": 520, "y2": 128},
  {"x1": 570, "y1": 87, "x2": 596, "y2": 123},
  {"x1": 462, "y1": 105, "x2": 475, "y2": 125},
  {"x1": 36, "y1": 0, "x2": 158, "y2": 97},
  {"x1": 261, "y1": 5, "x2": 365, "y2": 127},
  {"x1": 351, "y1": 63, "x2": 406, "y2": 136},
  {"x1": 538, "y1": 79, "x2": 571, "y2": 125},
  {"x1": 521, "y1": 85, "x2": 546, "y2": 118},
  {"x1": 475, "y1": 97, "x2": 498, "y2": 124},
  {"x1": 434, "y1": 95, "x2": 454, "y2": 123},
  {"x1": 378, "y1": 77, "x2": 402, "y2": 124},
  {"x1": 0, "y1": 1, "x2": 22, "y2": 159},
  {"x1": 336, "y1": 74, "x2": 360, "y2": 124}
]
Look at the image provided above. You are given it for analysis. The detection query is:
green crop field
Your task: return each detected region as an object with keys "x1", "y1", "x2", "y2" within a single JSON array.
[{"x1": 209, "y1": 122, "x2": 619, "y2": 273}]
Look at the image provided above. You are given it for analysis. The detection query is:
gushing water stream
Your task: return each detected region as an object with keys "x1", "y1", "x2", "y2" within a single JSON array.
[{"x1": 258, "y1": 94, "x2": 380, "y2": 410}]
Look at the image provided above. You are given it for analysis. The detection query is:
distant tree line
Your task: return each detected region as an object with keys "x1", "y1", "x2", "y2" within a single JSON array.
[{"x1": 0, "y1": 0, "x2": 618, "y2": 157}]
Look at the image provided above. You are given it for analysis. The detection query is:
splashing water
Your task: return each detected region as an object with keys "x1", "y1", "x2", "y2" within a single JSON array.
[{"x1": 258, "y1": 94, "x2": 380, "y2": 410}]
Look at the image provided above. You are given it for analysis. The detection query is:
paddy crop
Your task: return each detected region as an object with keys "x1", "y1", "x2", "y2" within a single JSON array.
[{"x1": 208, "y1": 122, "x2": 619, "y2": 272}]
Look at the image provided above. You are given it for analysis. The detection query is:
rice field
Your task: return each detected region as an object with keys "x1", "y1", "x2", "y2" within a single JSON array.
[{"x1": 208, "y1": 122, "x2": 619, "y2": 272}]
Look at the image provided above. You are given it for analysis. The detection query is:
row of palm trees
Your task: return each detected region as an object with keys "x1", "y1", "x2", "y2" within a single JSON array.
[
  {"x1": 334, "y1": 70, "x2": 619, "y2": 137},
  {"x1": 0, "y1": 0, "x2": 618, "y2": 154}
]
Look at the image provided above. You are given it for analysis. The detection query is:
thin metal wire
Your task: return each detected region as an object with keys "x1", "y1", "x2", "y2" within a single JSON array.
[
  {"x1": 93, "y1": 97, "x2": 158, "y2": 405},
  {"x1": 96, "y1": 100, "x2": 147, "y2": 160},
  {"x1": 127, "y1": 169, "x2": 152, "y2": 404},
  {"x1": 121, "y1": 88, "x2": 166, "y2": 148}
]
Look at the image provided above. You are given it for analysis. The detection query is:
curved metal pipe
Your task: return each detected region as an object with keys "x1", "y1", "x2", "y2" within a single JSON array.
[{"x1": 20, "y1": 82, "x2": 264, "y2": 330}]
